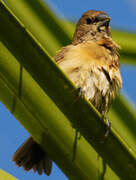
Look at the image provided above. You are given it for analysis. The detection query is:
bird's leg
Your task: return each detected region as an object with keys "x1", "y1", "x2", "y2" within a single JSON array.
[
  {"x1": 104, "y1": 117, "x2": 111, "y2": 138},
  {"x1": 102, "y1": 111, "x2": 111, "y2": 138}
]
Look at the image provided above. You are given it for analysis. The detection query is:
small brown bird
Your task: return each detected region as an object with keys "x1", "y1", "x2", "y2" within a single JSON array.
[{"x1": 12, "y1": 10, "x2": 122, "y2": 175}]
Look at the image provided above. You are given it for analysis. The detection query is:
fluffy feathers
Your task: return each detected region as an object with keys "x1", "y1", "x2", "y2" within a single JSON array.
[{"x1": 56, "y1": 40, "x2": 122, "y2": 113}]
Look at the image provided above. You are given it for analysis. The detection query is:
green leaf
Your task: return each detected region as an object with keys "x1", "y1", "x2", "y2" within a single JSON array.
[
  {"x1": 112, "y1": 30, "x2": 136, "y2": 64},
  {"x1": 4, "y1": 0, "x2": 72, "y2": 56},
  {"x1": 0, "y1": 169, "x2": 17, "y2": 180},
  {"x1": 109, "y1": 95, "x2": 136, "y2": 153}
]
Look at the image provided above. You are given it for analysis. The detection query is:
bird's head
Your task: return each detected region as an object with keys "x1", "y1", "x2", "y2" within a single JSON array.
[{"x1": 73, "y1": 10, "x2": 112, "y2": 45}]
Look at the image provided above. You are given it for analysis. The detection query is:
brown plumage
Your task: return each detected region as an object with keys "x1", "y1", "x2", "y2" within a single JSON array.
[{"x1": 12, "y1": 10, "x2": 122, "y2": 175}]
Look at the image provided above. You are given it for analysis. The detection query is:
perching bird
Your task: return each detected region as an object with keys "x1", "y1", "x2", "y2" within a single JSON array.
[{"x1": 12, "y1": 10, "x2": 122, "y2": 176}]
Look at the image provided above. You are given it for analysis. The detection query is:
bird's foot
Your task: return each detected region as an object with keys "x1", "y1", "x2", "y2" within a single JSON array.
[
  {"x1": 104, "y1": 117, "x2": 111, "y2": 138},
  {"x1": 102, "y1": 111, "x2": 111, "y2": 138}
]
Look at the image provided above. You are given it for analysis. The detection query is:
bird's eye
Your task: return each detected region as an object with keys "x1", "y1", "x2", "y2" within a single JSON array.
[{"x1": 86, "y1": 18, "x2": 92, "y2": 24}]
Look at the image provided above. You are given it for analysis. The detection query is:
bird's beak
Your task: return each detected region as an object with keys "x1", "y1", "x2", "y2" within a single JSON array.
[{"x1": 97, "y1": 14, "x2": 111, "y2": 31}]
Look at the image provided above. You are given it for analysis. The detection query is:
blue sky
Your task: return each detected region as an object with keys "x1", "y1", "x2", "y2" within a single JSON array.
[
  {"x1": 47, "y1": 0, "x2": 136, "y2": 31},
  {"x1": 0, "y1": 0, "x2": 136, "y2": 180}
]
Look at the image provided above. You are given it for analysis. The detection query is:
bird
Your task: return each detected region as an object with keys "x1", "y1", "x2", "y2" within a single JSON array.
[{"x1": 12, "y1": 10, "x2": 122, "y2": 176}]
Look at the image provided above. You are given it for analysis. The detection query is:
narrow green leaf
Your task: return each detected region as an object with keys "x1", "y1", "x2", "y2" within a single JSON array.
[
  {"x1": 4, "y1": 0, "x2": 71, "y2": 56},
  {"x1": 112, "y1": 30, "x2": 136, "y2": 64},
  {"x1": 0, "y1": 1, "x2": 136, "y2": 179},
  {"x1": 109, "y1": 95, "x2": 136, "y2": 153},
  {"x1": 0, "y1": 169, "x2": 17, "y2": 180}
]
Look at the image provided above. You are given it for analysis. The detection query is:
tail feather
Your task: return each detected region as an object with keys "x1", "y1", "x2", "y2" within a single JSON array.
[{"x1": 12, "y1": 137, "x2": 52, "y2": 175}]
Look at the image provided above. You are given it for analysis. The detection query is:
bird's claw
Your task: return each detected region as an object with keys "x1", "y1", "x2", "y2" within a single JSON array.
[
  {"x1": 102, "y1": 111, "x2": 111, "y2": 138},
  {"x1": 104, "y1": 117, "x2": 111, "y2": 138}
]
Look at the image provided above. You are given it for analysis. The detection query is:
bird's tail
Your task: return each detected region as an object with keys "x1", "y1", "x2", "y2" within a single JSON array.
[{"x1": 12, "y1": 137, "x2": 52, "y2": 175}]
